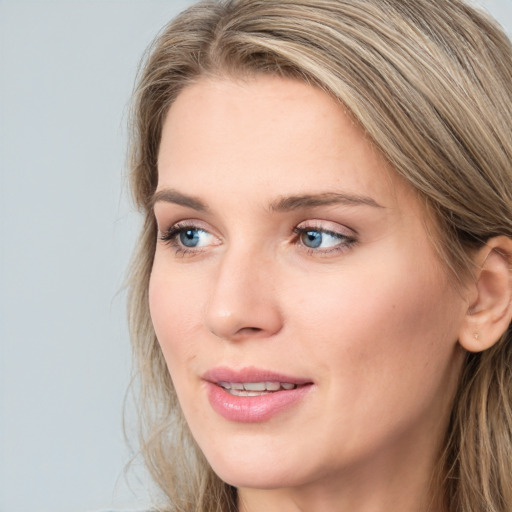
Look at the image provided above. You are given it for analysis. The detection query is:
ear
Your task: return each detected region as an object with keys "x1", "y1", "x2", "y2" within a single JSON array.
[{"x1": 458, "y1": 236, "x2": 512, "y2": 353}]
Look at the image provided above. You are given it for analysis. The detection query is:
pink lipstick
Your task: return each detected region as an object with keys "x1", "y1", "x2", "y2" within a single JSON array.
[{"x1": 203, "y1": 367, "x2": 313, "y2": 423}]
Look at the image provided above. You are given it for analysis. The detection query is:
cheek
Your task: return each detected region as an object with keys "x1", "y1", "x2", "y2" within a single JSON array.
[
  {"x1": 280, "y1": 255, "x2": 464, "y2": 462},
  {"x1": 148, "y1": 261, "x2": 205, "y2": 374},
  {"x1": 287, "y1": 250, "x2": 462, "y2": 382}
]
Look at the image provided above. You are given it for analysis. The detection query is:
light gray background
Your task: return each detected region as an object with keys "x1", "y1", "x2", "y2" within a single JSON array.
[{"x1": 0, "y1": 1, "x2": 511, "y2": 511}]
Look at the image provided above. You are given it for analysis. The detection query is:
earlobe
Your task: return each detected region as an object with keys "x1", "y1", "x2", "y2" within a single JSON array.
[{"x1": 458, "y1": 236, "x2": 512, "y2": 353}]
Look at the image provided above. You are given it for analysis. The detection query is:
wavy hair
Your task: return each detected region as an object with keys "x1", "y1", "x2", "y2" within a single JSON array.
[{"x1": 127, "y1": 1, "x2": 512, "y2": 510}]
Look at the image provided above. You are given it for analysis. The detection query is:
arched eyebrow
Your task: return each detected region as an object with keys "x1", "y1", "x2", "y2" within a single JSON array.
[
  {"x1": 152, "y1": 189, "x2": 383, "y2": 212},
  {"x1": 152, "y1": 189, "x2": 209, "y2": 211},
  {"x1": 269, "y1": 192, "x2": 383, "y2": 211}
]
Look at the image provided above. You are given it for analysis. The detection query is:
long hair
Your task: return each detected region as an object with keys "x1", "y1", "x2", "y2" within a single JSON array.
[{"x1": 127, "y1": 1, "x2": 512, "y2": 510}]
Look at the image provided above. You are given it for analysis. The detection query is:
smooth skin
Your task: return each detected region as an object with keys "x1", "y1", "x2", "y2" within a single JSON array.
[{"x1": 149, "y1": 75, "x2": 512, "y2": 512}]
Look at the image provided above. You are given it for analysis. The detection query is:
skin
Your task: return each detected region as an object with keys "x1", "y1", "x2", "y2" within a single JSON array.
[{"x1": 149, "y1": 75, "x2": 472, "y2": 512}]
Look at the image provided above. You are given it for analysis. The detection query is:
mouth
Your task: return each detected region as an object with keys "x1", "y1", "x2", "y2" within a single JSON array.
[
  {"x1": 217, "y1": 381, "x2": 303, "y2": 396},
  {"x1": 202, "y1": 367, "x2": 313, "y2": 422},
  {"x1": 203, "y1": 366, "x2": 312, "y2": 391}
]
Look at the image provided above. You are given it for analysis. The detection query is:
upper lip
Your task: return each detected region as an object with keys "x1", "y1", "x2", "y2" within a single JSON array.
[{"x1": 202, "y1": 366, "x2": 312, "y2": 385}]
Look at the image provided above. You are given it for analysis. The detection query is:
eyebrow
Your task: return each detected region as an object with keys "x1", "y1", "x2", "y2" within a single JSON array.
[
  {"x1": 151, "y1": 188, "x2": 383, "y2": 212},
  {"x1": 269, "y1": 192, "x2": 383, "y2": 211},
  {"x1": 152, "y1": 189, "x2": 208, "y2": 211}
]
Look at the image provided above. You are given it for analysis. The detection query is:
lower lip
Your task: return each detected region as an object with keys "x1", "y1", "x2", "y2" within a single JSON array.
[{"x1": 205, "y1": 382, "x2": 312, "y2": 423}]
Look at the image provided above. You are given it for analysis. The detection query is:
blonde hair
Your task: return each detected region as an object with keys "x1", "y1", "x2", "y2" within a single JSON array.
[{"x1": 127, "y1": 1, "x2": 512, "y2": 510}]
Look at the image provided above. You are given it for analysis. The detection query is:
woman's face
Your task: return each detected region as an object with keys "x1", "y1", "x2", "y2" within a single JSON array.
[{"x1": 150, "y1": 75, "x2": 469, "y2": 498}]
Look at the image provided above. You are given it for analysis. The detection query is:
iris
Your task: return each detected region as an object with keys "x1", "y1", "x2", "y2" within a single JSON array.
[
  {"x1": 302, "y1": 230, "x2": 323, "y2": 248},
  {"x1": 180, "y1": 229, "x2": 201, "y2": 247}
]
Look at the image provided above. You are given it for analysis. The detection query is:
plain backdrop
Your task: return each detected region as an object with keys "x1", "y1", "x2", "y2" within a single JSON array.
[{"x1": 0, "y1": 1, "x2": 511, "y2": 511}]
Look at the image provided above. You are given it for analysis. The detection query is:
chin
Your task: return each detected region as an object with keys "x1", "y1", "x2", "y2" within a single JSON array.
[
  {"x1": 213, "y1": 465, "x2": 301, "y2": 490},
  {"x1": 202, "y1": 443, "x2": 317, "y2": 490}
]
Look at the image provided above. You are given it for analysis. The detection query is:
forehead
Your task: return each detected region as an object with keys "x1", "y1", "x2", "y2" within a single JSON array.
[{"x1": 157, "y1": 75, "x2": 408, "y2": 211}]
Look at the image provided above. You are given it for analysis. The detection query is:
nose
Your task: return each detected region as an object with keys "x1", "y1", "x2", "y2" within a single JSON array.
[{"x1": 204, "y1": 246, "x2": 283, "y2": 341}]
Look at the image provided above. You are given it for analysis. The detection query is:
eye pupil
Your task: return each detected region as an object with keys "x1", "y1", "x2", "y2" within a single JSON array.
[
  {"x1": 180, "y1": 229, "x2": 200, "y2": 247},
  {"x1": 302, "y1": 230, "x2": 322, "y2": 248}
]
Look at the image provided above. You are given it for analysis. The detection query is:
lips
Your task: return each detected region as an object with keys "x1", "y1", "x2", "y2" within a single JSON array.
[{"x1": 202, "y1": 367, "x2": 313, "y2": 422}]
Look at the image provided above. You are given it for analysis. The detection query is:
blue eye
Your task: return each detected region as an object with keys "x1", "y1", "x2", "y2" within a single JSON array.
[
  {"x1": 160, "y1": 224, "x2": 217, "y2": 252},
  {"x1": 301, "y1": 230, "x2": 323, "y2": 248},
  {"x1": 300, "y1": 229, "x2": 346, "y2": 249},
  {"x1": 294, "y1": 226, "x2": 356, "y2": 254},
  {"x1": 180, "y1": 229, "x2": 201, "y2": 247}
]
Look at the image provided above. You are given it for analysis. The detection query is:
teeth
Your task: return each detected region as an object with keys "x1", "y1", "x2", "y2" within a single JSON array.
[
  {"x1": 243, "y1": 382, "x2": 266, "y2": 391},
  {"x1": 218, "y1": 381, "x2": 299, "y2": 395}
]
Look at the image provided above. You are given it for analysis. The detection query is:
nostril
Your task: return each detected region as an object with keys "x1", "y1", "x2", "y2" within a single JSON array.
[
  {"x1": 240, "y1": 327, "x2": 263, "y2": 334},
  {"x1": 229, "y1": 326, "x2": 266, "y2": 339}
]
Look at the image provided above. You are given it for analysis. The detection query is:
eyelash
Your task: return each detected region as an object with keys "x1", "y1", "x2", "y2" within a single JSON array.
[
  {"x1": 292, "y1": 226, "x2": 357, "y2": 255},
  {"x1": 159, "y1": 222, "x2": 357, "y2": 256},
  {"x1": 159, "y1": 222, "x2": 212, "y2": 256}
]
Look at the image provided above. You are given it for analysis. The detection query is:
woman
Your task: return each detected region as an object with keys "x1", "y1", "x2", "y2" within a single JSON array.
[{"x1": 127, "y1": 1, "x2": 512, "y2": 511}]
